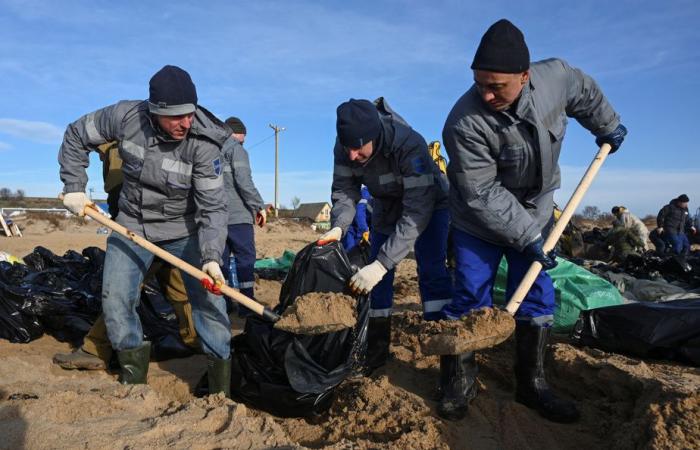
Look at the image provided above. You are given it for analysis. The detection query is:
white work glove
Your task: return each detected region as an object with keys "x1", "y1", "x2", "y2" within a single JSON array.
[
  {"x1": 349, "y1": 260, "x2": 387, "y2": 294},
  {"x1": 201, "y1": 261, "x2": 225, "y2": 295},
  {"x1": 656, "y1": 227, "x2": 664, "y2": 234},
  {"x1": 318, "y1": 226, "x2": 342, "y2": 244},
  {"x1": 62, "y1": 192, "x2": 92, "y2": 217},
  {"x1": 256, "y1": 208, "x2": 267, "y2": 228}
]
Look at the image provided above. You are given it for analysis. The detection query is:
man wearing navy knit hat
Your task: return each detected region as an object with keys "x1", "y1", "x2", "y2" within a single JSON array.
[
  {"x1": 319, "y1": 98, "x2": 453, "y2": 375},
  {"x1": 439, "y1": 19, "x2": 627, "y2": 422},
  {"x1": 58, "y1": 65, "x2": 232, "y2": 396}
]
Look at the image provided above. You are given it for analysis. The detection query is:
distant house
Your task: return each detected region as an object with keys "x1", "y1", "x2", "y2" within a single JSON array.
[{"x1": 291, "y1": 202, "x2": 331, "y2": 223}]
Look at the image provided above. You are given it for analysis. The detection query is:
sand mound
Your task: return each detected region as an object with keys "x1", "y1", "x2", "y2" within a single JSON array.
[
  {"x1": 279, "y1": 376, "x2": 446, "y2": 449},
  {"x1": 274, "y1": 292, "x2": 357, "y2": 334},
  {"x1": 0, "y1": 355, "x2": 296, "y2": 449},
  {"x1": 420, "y1": 307, "x2": 516, "y2": 355}
]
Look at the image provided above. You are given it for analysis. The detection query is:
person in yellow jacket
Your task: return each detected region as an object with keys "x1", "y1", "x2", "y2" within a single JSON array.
[{"x1": 53, "y1": 142, "x2": 199, "y2": 370}]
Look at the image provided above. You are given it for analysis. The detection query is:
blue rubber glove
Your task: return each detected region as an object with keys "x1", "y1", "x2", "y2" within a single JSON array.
[
  {"x1": 595, "y1": 124, "x2": 627, "y2": 154},
  {"x1": 523, "y1": 236, "x2": 558, "y2": 270}
]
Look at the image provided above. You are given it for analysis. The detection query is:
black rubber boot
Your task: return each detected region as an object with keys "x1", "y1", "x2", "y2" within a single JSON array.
[
  {"x1": 436, "y1": 352, "x2": 478, "y2": 421},
  {"x1": 515, "y1": 322, "x2": 580, "y2": 423},
  {"x1": 117, "y1": 342, "x2": 151, "y2": 384},
  {"x1": 207, "y1": 355, "x2": 231, "y2": 398},
  {"x1": 363, "y1": 316, "x2": 391, "y2": 376}
]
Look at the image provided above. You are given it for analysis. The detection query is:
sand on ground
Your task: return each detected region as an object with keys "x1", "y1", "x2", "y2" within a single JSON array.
[{"x1": 1, "y1": 216, "x2": 699, "y2": 449}]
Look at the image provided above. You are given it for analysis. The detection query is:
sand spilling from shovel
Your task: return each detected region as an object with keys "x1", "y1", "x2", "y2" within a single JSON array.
[
  {"x1": 274, "y1": 292, "x2": 357, "y2": 335},
  {"x1": 420, "y1": 307, "x2": 516, "y2": 355}
]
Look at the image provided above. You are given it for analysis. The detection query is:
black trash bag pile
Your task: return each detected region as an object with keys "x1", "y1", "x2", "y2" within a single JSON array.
[
  {"x1": 0, "y1": 246, "x2": 194, "y2": 360},
  {"x1": 590, "y1": 251, "x2": 700, "y2": 287},
  {"x1": 229, "y1": 241, "x2": 369, "y2": 417},
  {"x1": 571, "y1": 298, "x2": 700, "y2": 366}
]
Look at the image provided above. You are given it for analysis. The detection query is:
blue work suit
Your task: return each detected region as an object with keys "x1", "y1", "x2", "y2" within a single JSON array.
[
  {"x1": 370, "y1": 208, "x2": 453, "y2": 321},
  {"x1": 342, "y1": 186, "x2": 371, "y2": 252},
  {"x1": 441, "y1": 228, "x2": 556, "y2": 326}
]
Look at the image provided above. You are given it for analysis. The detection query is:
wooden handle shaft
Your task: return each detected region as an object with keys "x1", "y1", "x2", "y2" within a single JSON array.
[
  {"x1": 505, "y1": 143, "x2": 612, "y2": 315},
  {"x1": 85, "y1": 207, "x2": 268, "y2": 317}
]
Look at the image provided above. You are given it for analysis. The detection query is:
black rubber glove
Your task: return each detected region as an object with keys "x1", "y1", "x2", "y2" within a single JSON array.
[
  {"x1": 523, "y1": 236, "x2": 558, "y2": 270},
  {"x1": 595, "y1": 124, "x2": 627, "y2": 154}
]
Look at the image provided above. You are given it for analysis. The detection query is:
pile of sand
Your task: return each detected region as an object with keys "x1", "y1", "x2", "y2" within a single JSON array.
[
  {"x1": 419, "y1": 307, "x2": 516, "y2": 355},
  {"x1": 280, "y1": 376, "x2": 447, "y2": 449},
  {"x1": 274, "y1": 292, "x2": 357, "y2": 334}
]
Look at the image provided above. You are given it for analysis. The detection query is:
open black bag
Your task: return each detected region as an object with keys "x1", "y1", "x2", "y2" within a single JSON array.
[
  {"x1": 571, "y1": 298, "x2": 700, "y2": 366},
  {"x1": 230, "y1": 241, "x2": 369, "y2": 417}
]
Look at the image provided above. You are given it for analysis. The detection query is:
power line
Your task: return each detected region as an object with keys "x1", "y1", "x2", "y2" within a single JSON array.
[{"x1": 246, "y1": 133, "x2": 276, "y2": 150}]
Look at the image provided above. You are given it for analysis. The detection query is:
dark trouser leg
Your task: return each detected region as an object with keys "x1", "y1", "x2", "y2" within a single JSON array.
[
  {"x1": 514, "y1": 322, "x2": 580, "y2": 423},
  {"x1": 227, "y1": 223, "x2": 257, "y2": 318},
  {"x1": 365, "y1": 230, "x2": 393, "y2": 374}
]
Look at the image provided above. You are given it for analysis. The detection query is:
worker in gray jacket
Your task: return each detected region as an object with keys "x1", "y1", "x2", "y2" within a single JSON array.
[
  {"x1": 319, "y1": 98, "x2": 452, "y2": 374},
  {"x1": 58, "y1": 65, "x2": 232, "y2": 396},
  {"x1": 440, "y1": 20, "x2": 627, "y2": 422},
  {"x1": 221, "y1": 116, "x2": 267, "y2": 317}
]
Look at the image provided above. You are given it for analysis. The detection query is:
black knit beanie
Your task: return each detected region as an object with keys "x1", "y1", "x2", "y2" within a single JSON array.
[
  {"x1": 225, "y1": 117, "x2": 247, "y2": 134},
  {"x1": 336, "y1": 99, "x2": 381, "y2": 149},
  {"x1": 148, "y1": 65, "x2": 198, "y2": 116},
  {"x1": 471, "y1": 19, "x2": 530, "y2": 73},
  {"x1": 677, "y1": 194, "x2": 690, "y2": 203}
]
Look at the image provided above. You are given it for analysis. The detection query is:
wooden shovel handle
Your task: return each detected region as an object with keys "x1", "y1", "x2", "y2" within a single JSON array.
[
  {"x1": 505, "y1": 143, "x2": 612, "y2": 315},
  {"x1": 84, "y1": 207, "x2": 280, "y2": 321}
]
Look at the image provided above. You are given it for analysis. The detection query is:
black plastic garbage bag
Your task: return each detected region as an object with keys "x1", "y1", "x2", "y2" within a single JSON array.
[
  {"x1": 571, "y1": 298, "x2": 700, "y2": 366},
  {"x1": 230, "y1": 241, "x2": 369, "y2": 417},
  {"x1": 0, "y1": 262, "x2": 43, "y2": 343}
]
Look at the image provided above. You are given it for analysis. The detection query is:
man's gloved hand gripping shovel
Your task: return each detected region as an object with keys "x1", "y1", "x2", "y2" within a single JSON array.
[{"x1": 422, "y1": 143, "x2": 613, "y2": 355}]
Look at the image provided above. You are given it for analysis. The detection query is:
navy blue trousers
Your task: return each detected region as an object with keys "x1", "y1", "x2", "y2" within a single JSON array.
[
  {"x1": 222, "y1": 223, "x2": 256, "y2": 317},
  {"x1": 370, "y1": 208, "x2": 453, "y2": 321},
  {"x1": 441, "y1": 228, "x2": 555, "y2": 326}
]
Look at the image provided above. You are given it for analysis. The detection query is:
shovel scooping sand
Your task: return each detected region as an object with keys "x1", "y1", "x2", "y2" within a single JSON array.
[
  {"x1": 422, "y1": 144, "x2": 612, "y2": 355},
  {"x1": 274, "y1": 292, "x2": 358, "y2": 335}
]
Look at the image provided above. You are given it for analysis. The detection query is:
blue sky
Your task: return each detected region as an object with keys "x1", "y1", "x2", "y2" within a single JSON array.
[{"x1": 0, "y1": 0, "x2": 699, "y2": 216}]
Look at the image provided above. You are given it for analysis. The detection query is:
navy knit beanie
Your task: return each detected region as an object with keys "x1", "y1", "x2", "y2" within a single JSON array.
[
  {"x1": 677, "y1": 194, "x2": 690, "y2": 203},
  {"x1": 148, "y1": 65, "x2": 198, "y2": 116},
  {"x1": 471, "y1": 19, "x2": 530, "y2": 73},
  {"x1": 225, "y1": 117, "x2": 247, "y2": 134},
  {"x1": 336, "y1": 99, "x2": 381, "y2": 149}
]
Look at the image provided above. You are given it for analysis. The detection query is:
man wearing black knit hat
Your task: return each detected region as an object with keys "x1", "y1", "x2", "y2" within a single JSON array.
[
  {"x1": 319, "y1": 98, "x2": 453, "y2": 374},
  {"x1": 58, "y1": 65, "x2": 233, "y2": 396},
  {"x1": 439, "y1": 19, "x2": 628, "y2": 422},
  {"x1": 220, "y1": 116, "x2": 267, "y2": 317}
]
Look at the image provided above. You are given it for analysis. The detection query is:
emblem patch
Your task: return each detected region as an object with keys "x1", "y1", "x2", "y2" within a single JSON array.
[{"x1": 213, "y1": 158, "x2": 222, "y2": 176}]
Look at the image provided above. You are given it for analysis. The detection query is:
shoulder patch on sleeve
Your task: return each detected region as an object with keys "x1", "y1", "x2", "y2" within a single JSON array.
[
  {"x1": 213, "y1": 157, "x2": 222, "y2": 176},
  {"x1": 412, "y1": 156, "x2": 428, "y2": 174}
]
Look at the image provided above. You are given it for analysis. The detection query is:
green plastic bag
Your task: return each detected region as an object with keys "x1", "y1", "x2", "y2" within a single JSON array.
[
  {"x1": 493, "y1": 257, "x2": 623, "y2": 333},
  {"x1": 254, "y1": 250, "x2": 296, "y2": 271}
]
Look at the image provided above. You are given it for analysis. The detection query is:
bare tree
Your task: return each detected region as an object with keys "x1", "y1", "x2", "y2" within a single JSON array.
[
  {"x1": 14, "y1": 189, "x2": 25, "y2": 200},
  {"x1": 0, "y1": 187, "x2": 11, "y2": 200},
  {"x1": 581, "y1": 205, "x2": 600, "y2": 220},
  {"x1": 291, "y1": 196, "x2": 301, "y2": 210}
]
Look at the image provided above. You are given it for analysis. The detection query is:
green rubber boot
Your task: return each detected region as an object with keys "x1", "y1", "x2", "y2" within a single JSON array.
[
  {"x1": 207, "y1": 356, "x2": 231, "y2": 398},
  {"x1": 117, "y1": 342, "x2": 151, "y2": 385}
]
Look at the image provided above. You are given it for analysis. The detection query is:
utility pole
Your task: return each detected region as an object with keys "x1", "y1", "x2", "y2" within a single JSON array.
[
  {"x1": 88, "y1": 187, "x2": 94, "y2": 200},
  {"x1": 269, "y1": 124, "x2": 286, "y2": 217}
]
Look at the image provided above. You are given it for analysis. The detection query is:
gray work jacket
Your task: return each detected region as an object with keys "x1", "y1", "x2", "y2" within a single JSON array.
[
  {"x1": 331, "y1": 98, "x2": 449, "y2": 270},
  {"x1": 442, "y1": 58, "x2": 621, "y2": 250},
  {"x1": 59, "y1": 100, "x2": 229, "y2": 264},
  {"x1": 221, "y1": 136, "x2": 265, "y2": 225}
]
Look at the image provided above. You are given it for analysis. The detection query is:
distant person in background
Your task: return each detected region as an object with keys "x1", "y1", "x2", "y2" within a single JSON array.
[
  {"x1": 342, "y1": 185, "x2": 372, "y2": 253},
  {"x1": 611, "y1": 206, "x2": 649, "y2": 250},
  {"x1": 221, "y1": 116, "x2": 267, "y2": 318},
  {"x1": 656, "y1": 194, "x2": 696, "y2": 256}
]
